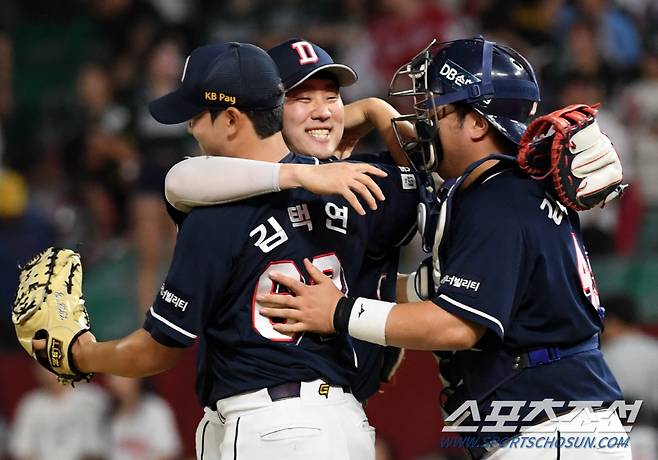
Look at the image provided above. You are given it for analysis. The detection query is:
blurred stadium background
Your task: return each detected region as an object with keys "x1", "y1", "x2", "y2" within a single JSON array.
[{"x1": 1, "y1": 0, "x2": 657, "y2": 459}]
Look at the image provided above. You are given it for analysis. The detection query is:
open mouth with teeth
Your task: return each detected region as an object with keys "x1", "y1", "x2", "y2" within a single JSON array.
[{"x1": 307, "y1": 128, "x2": 332, "y2": 140}]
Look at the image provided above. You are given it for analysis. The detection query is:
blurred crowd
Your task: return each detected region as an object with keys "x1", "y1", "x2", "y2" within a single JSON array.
[
  {"x1": 4, "y1": 369, "x2": 181, "y2": 460},
  {"x1": 1, "y1": 0, "x2": 658, "y2": 458}
]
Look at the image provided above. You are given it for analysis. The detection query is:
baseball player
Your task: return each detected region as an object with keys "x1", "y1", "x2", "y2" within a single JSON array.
[
  {"x1": 164, "y1": 38, "x2": 415, "y2": 410},
  {"x1": 161, "y1": 39, "x2": 416, "y2": 457},
  {"x1": 44, "y1": 42, "x2": 419, "y2": 460},
  {"x1": 255, "y1": 38, "x2": 631, "y2": 459}
]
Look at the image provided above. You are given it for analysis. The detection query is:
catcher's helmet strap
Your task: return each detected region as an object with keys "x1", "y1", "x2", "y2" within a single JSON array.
[
  {"x1": 423, "y1": 79, "x2": 539, "y2": 109},
  {"x1": 421, "y1": 38, "x2": 539, "y2": 109},
  {"x1": 481, "y1": 39, "x2": 493, "y2": 91}
]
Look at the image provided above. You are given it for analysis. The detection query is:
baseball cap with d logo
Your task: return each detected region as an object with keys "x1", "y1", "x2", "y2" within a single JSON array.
[
  {"x1": 149, "y1": 42, "x2": 284, "y2": 125},
  {"x1": 267, "y1": 38, "x2": 358, "y2": 91}
]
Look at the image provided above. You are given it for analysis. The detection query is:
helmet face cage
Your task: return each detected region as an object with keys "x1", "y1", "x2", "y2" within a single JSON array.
[
  {"x1": 389, "y1": 37, "x2": 540, "y2": 174},
  {"x1": 389, "y1": 39, "x2": 444, "y2": 174}
]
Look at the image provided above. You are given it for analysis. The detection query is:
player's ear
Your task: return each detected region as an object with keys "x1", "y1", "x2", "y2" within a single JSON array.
[
  {"x1": 223, "y1": 107, "x2": 243, "y2": 138},
  {"x1": 468, "y1": 111, "x2": 489, "y2": 142}
]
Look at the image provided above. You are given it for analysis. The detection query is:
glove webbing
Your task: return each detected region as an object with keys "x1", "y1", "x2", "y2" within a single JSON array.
[{"x1": 13, "y1": 248, "x2": 59, "y2": 323}]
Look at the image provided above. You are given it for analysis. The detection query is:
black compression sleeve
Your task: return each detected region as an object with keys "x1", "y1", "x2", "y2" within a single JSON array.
[{"x1": 333, "y1": 296, "x2": 356, "y2": 333}]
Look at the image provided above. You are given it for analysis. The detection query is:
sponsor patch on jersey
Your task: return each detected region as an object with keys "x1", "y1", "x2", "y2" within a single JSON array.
[
  {"x1": 439, "y1": 273, "x2": 481, "y2": 297},
  {"x1": 397, "y1": 166, "x2": 417, "y2": 190},
  {"x1": 159, "y1": 282, "x2": 190, "y2": 312},
  {"x1": 401, "y1": 173, "x2": 417, "y2": 190}
]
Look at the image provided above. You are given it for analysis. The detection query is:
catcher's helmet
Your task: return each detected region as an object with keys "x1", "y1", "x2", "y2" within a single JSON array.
[{"x1": 389, "y1": 37, "x2": 540, "y2": 173}]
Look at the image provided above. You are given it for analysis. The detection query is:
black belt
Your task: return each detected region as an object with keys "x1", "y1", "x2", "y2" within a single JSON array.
[
  {"x1": 210, "y1": 381, "x2": 352, "y2": 409},
  {"x1": 267, "y1": 382, "x2": 302, "y2": 401},
  {"x1": 267, "y1": 381, "x2": 351, "y2": 402}
]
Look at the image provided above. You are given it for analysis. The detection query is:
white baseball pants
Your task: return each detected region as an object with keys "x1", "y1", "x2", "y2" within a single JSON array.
[{"x1": 195, "y1": 379, "x2": 375, "y2": 460}]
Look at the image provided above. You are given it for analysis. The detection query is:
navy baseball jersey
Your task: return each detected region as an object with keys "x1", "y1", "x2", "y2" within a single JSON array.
[
  {"x1": 432, "y1": 162, "x2": 622, "y2": 423},
  {"x1": 346, "y1": 151, "x2": 412, "y2": 402},
  {"x1": 349, "y1": 251, "x2": 402, "y2": 401},
  {"x1": 145, "y1": 152, "x2": 418, "y2": 406}
]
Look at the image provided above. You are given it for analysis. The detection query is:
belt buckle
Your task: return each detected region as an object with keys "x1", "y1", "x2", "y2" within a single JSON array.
[
  {"x1": 527, "y1": 347, "x2": 560, "y2": 366},
  {"x1": 513, "y1": 347, "x2": 561, "y2": 369}
]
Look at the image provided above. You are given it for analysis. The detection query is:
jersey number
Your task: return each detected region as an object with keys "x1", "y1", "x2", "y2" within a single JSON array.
[
  {"x1": 252, "y1": 253, "x2": 347, "y2": 342},
  {"x1": 571, "y1": 233, "x2": 602, "y2": 314}
]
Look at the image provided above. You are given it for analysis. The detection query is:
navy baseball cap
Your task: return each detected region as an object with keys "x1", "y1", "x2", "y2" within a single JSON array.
[
  {"x1": 149, "y1": 42, "x2": 284, "y2": 125},
  {"x1": 267, "y1": 38, "x2": 358, "y2": 91}
]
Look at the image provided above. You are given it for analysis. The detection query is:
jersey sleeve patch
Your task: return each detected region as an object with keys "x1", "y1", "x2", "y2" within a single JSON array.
[
  {"x1": 438, "y1": 273, "x2": 482, "y2": 297},
  {"x1": 157, "y1": 282, "x2": 191, "y2": 314}
]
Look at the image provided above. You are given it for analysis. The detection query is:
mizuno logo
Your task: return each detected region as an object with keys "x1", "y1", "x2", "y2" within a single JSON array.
[{"x1": 358, "y1": 305, "x2": 365, "y2": 318}]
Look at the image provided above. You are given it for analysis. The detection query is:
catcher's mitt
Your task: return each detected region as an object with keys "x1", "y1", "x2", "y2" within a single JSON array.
[
  {"x1": 12, "y1": 247, "x2": 93, "y2": 385},
  {"x1": 518, "y1": 103, "x2": 625, "y2": 211}
]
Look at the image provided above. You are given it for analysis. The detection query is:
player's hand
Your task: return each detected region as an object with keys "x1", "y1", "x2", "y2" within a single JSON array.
[
  {"x1": 258, "y1": 259, "x2": 343, "y2": 335},
  {"x1": 291, "y1": 162, "x2": 387, "y2": 215}
]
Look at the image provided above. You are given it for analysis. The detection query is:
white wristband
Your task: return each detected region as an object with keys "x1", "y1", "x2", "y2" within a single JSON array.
[
  {"x1": 272, "y1": 162, "x2": 282, "y2": 192},
  {"x1": 348, "y1": 297, "x2": 395, "y2": 346},
  {"x1": 405, "y1": 271, "x2": 421, "y2": 302}
]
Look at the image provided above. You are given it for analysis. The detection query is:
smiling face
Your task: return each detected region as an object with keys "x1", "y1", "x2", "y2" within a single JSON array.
[{"x1": 282, "y1": 78, "x2": 344, "y2": 159}]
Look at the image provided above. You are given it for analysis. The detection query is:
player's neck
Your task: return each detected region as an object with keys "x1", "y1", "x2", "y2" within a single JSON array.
[
  {"x1": 460, "y1": 137, "x2": 506, "y2": 188},
  {"x1": 461, "y1": 158, "x2": 500, "y2": 189},
  {"x1": 234, "y1": 132, "x2": 290, "y2": 163}
]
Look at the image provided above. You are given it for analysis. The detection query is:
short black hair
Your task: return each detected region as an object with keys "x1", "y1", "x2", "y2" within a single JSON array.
[
  {"x1": 452, "y1": 102, "x2": 473, "y2": 126},
  {"x1": 209, "y1": 83, "x2": 285, "y2": 139},
  {"x1": 246, "y1": 104, "x2": 284, "y2": 138}
]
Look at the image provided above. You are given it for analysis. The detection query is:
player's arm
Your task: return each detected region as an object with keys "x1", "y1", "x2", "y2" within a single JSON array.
[
  {"x1": 377, "y1": 300, "x2": 486, "y2": 350},
  {"x1": 70, "y1": 329, "x2": 183, "y2": 377},
  {"x1": 44, "y1": 208, "x2": 233, "y2": 378},
  {"x1": 258, "y1": 259, "x2": 485, "y2": 350},
  {"x1": 32, "y1": 328, "x2": 182, "y2": 378},
  {"x1": 338, "y1": 97, "x2": 414, "y2": 166},
  {"x1": 260, "y1": 196, "x2": 520, "y2": 350},
  {"x1": 165, "y1": 156, "x2": 387, "y2": 216}
]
